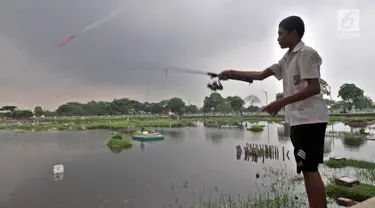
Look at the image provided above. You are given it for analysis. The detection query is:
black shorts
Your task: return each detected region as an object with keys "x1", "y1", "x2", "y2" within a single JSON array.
[{"x1": 290, "y1": 122, "x2": 327, "y2": 174}]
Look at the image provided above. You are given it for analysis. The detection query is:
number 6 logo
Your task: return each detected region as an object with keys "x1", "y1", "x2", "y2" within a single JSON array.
[{"x1": 337, "y1": 9, "x2": 360, "y2": 32}]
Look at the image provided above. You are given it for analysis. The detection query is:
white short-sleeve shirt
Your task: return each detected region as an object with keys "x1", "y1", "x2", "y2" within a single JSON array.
[{"x1": 269, "y1": 41, "x2": 329, "y2": 126}]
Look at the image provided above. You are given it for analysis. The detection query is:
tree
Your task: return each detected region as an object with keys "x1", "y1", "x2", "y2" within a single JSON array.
[
  {"x1": 34, "y1": 106, "x2": 44, "y2": 117},
  {"x1": 167, "y1": 97, "x2": 186, "y2": 115},
  {"x1": 226, "y1": 96, "x2": 245, "y2": 114},
  {"x1": 1, "y1": 106, "x2": 17, "y2": 112},
  {"x1": 324, "y1": 99, "x2": 335, "y2": 107},
  {"x1": 247, "y1": 105, "x2": 260, "y2": 112},
  {"x1": 185, "y1": 104, "x2": 199, "y2": 114},
  {"x1": 216, "y1": 100, "x2": 232, "y2": 114},
  {"x1": 202, "y1": 92, "x2": 223, "y2": 114},
  {"x1": 245, "y1": 94, "x2": 260, "y2": 106},
  {"x1": 353, "y1": 96, "x2": 373, "y2": 110},
  {"x1": 13, "y1": 110, "x2": 33, "y2": 118},
  {"x1": 148, "y1": 103, "x2": 165, "y2": 114},
  {"x1": 338, "y1": 83, "x2": 364, "y2": 111},
  {"x1": 56, "y1": 102, "x2": 85, "y2": 116},
  {"x1": 276, "y1": 93, "x2": 284, "y2": 100}
]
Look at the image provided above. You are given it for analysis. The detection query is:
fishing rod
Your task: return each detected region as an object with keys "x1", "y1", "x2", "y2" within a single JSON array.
[
  {"x1": 120, "y1": 62, "x2": 254, "y2": 91},
  {"x1": 165, "y1": 68, "x2": 254, "y2": 91}
]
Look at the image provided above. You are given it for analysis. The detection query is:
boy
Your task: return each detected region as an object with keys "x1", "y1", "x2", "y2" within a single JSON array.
[{"x1": 218, "y1": 16, "x2": 328, "y2": 208}]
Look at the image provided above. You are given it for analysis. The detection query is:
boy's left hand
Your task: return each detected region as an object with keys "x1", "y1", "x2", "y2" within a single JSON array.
[{"x1": 262, "y1": 99, "x2": 286, "y2": 116}]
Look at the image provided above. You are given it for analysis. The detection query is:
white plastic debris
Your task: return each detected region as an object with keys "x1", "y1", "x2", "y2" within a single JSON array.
[
  {"x1": 53, "y1": 172, "x2": 64, "y2": 181},
  {"x1": 53, "y1": 164, "x2": 64, "y2": 181},
  {"x1": 53, "y1": 164, "x2": 64, "y2": 174}
]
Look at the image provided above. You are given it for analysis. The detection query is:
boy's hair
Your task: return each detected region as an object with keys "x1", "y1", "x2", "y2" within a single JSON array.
[{"x1": 279, "y1": 16, "x2": 305, "y2": 39}]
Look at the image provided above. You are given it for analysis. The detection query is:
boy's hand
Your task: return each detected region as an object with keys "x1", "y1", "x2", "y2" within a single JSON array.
[
  {"x1": 262, "y1": 99, "x2": 286, "y2": 116},
  {"x1": 218, "y1": 70, "x2": 233, "y2": 80}
]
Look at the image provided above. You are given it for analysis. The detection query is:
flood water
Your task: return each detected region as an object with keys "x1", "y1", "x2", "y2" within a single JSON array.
[{"x1": 0, "y1": 121, "x2": 374, "y2": 208}]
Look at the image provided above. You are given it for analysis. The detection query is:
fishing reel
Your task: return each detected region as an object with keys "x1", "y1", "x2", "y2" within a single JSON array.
[
  {"x1": 207, "y1": 79, "x2": 224, "y2": 91},
  {"x1": 207, "y1": 73, "x2": 223, "y2": 91},
  {"x1": 206, "y1": 72, "x2": 254, "y2": 91}
]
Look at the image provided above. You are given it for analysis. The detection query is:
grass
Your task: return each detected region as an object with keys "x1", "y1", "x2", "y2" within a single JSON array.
[
  {"x1": 193, "y1": 193, "x2": 304, "y2": 208},
  {"x1": 1, "y1": 113, "x2": 375, "y2": 132},
  {"x1": 323, "y1": 157, "x2": 375, "y2": 203},
  {"x1": 203, "y1": 119, "x2": 243, "y2": 128},
  {"x1": 0, "y1": 118, "x2": 198, "y2": 132},
  {"x1": 247, "y1": 124, "x2": 265, "y2": 132},
  {"x1": 326, "y1": 181, "x2": 375, "y2": 202},
  {"x1": 324, "y1": 158, "x2": 375, "y2": 170},
  {"x1": 111, "y1": 134, "x2": 122, "y2": 140},
  {"x1": 163, "y1": 160, "x2": 375, "y2": 207},
  {"x1": 106, "y1": 134, "x2": 133, "y2": 149},
  {"x1": 326, "y1": 130, "x2": 369, "y2": 139},
  {"x1": 163, "y1": 166, "x2": 308, "y2": 208}
]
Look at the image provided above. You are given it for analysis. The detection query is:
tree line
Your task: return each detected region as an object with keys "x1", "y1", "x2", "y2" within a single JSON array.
[
  {"x1": 0, "y1": 82, "x2": 373, "y2": 118},
  {"x1": 275, "y1": 82, "x2": 373, "y2": 112}
]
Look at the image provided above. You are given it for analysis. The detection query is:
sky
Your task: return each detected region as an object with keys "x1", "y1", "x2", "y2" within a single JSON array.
[{"x1": 0, "y1": 0, "x2": 374, "y2": 110}]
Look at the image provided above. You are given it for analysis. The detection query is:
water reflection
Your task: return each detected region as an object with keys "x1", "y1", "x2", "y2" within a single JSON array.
[
  {"x1": 205, "y1": 131, "x2": 224, "y2": 143},
  {"x1": 277, "y1": 122, "x2": 290, "y2": 142},
  {"x1": 323, "y1": 138, "x2": 333, "y2": 156},
  {"x1": 159, "y1": 128, "x2": 185, "y2": 140},
  {"x1": 342, "y1": 137, "x2": 367, "y2": 150},
  {"x1": 53, "y1": 172, "x2": 64, "y2": 181},
  {"x1": 204, "y1": 128, "x2": 246, "y2": 143},
  {"x1": 141, "y1": 142, "x2": 145, "y2": 151},
  {"x1": 106, "y1": 144, "x2": 132, "y2": 154}
]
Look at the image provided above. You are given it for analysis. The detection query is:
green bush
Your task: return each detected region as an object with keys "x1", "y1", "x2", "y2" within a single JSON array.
[
  {"x1": 247, "y1": 125, "x2": 265, "y2": 132},
  {"x1": 111, "y1": 134, "x2": 122, "y2": 140},
  {"x1": 106, "y1": 138, "x2": 132, "y2": 149}
]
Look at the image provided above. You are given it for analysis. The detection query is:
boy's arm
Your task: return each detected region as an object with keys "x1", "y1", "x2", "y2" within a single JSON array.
[
  {"x1": 230, "y1": 68, "x2": 275, "y2": 81},
  {"x1": 278, "y1": 50, "x2": 322, "y2": 106},
  {"x1": 228, "y1": 60, "x2": 283, "y2": 81},
  {"x1": 279, "y1": 79, "x2": 321, "y2": 106}
]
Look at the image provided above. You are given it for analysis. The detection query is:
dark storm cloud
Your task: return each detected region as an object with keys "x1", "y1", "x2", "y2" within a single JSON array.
[{"x1": 1, "y1": 0, "x2": 374, "y2": 109}]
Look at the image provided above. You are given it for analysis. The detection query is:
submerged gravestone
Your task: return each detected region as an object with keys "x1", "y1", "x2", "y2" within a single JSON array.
[{"x1": 335, "y1": 176, "x2": 360, "y2": 187}]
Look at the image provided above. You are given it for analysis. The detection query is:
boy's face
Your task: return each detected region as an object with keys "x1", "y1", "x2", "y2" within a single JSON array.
[{"x1": 277, "y1": 27, "x2": 291, "y2": 49}]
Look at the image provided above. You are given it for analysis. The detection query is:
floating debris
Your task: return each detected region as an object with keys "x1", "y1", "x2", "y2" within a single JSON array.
[
  {"x1": 53, "y1": 164, "x2": 64, "y2": 181},
  {"x1": 53, "y1": 164, "x2": 64, "y2": 173}
]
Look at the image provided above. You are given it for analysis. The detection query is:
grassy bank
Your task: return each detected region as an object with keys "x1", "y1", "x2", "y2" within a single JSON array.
[
  {"x1": 1, "y1": 113, "x2": 375, "y2": 132},
  {"x1": 193, "y1": 193, "x2": 304, "y2": 208},
  {"x1": 323, "y1": 157, "x2": 375, "y2": 204},
  {"x1": 326, "y1": 182, "x2": 375, "y2": 203},
  {"x1": 324, "y1": 158, "x2": 375, "y2": 170},
  {"x1": 164, "y1": 166, "x2": 307, "y2": 208},
  {"x1": 0, "y1": 118, "x2": 198, "y2": 132}
]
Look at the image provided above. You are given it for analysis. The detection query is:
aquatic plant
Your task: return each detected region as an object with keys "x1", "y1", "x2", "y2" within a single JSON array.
[
  {"x1": 106, "y1": 137, "x2": 132, "y2": 149},
  {"x1": 247, "y1": 124, "x2": 265, "y2": 132},
  {"x1": 111, "y1": 134, "x2": 122, "y2": 140}
]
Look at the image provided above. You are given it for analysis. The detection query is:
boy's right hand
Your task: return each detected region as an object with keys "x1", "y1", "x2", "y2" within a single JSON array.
[{"x1": 218, "y1": 70, "x2": 234, "y2": 80}]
